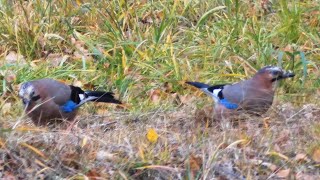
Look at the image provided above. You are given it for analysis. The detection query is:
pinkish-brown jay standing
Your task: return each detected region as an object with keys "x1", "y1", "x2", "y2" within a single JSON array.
[
  {"x1": 19, "y1": 78, "x2": 121, "y2": 126},
  {"x1": 186, "y1": 66, "x2": 295, "y2": 119}
]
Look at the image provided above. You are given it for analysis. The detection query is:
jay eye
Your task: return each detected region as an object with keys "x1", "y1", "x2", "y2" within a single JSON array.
[{"x1": 271, "y1": 71, "x2": 281, "y2": 76}]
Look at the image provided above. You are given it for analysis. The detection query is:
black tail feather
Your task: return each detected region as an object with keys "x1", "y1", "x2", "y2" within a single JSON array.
[
  {"x1": 185, "y1": 81, "x2": 211, "y2": 89},
  {"x1": 85, "y1": 91, "x2": 122, "y2": 104},
  {"x1": 186, "y1": 81, "x2": 228, "y2": 93}
]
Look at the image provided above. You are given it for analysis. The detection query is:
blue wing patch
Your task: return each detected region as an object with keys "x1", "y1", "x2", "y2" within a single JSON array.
[
  {"x1": 60, "y1": 100, "x2": 78, "y2": 113},
  {"x1": 219, "y1": 99, "x2": 239, "y2": 109}
]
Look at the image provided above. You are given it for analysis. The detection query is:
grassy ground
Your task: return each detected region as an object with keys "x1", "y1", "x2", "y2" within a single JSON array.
[{"x1": 0, "y1": 0, "x2": 320, "y2": 179}]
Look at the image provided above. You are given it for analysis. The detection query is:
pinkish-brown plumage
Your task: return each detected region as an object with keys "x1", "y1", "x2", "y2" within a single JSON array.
[
  {"x1": 187, "y1": 66, "x2": 295, "y2": 120},
  {"x1": 19, "y1": 78, "x2": 121, "y2": 126}
]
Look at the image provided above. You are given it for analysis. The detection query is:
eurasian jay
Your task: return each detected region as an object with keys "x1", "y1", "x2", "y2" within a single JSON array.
[
  {"x1": 186, "y1": 66, "x2": 295, "y2": 119},
  {"x1": 18, "y1": 78, "x2": 121, "y2": 126}
]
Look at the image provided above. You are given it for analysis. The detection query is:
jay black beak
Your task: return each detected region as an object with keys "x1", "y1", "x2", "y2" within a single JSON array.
[
  {"x1": 281, "y1": 71, "x2": 295, "y2": 79},
  {"x1": 271, "y1": 71, "x2": 295, "y2": 82}
]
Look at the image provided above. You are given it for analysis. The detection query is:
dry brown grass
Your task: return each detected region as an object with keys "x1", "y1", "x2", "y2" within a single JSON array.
[
  {"x1": 1, "y1": 101, "x2": 320, "y2": 179},
  {"x1": 1, "y1": 0, "x2": 320, "y2": 179}
]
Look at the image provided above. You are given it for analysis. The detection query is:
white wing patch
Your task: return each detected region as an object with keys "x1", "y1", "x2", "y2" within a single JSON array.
[
  {"x1": 77, "y1": 96, "x2": 98, "y2": 107},
  {"x1": 79, "y1": 94, "x2": 85, "y2": 100},
  {"x1": 201, "y1": 88, "x2": 222, "y2": 103},
  {"x1": 213, "y1": 89, "x2": 221, "y2": 98}
]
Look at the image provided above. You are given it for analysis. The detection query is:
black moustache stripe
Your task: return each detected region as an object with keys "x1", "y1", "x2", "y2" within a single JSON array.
[{"x1": 31, "y1": 95, "x2": 41, "y2": 101}]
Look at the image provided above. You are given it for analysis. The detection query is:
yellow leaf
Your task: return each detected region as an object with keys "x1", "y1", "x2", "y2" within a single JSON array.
[
  {"x1": 81, "y1": 137, "x2": 88, "y2": 148},
  {"x1": 312, "y1": 148, "x2": 320, "y2": 162},
  {"x1": 146, "y1": 128, "x2": 158, "y2": 143},
  {"x1": 76, "y1": 0, "x2": 82, "y2": 6},
  {"x1": 20, "y1": 142, "x2": 46, "y2": 158},
  {"x1": 0, "y1": 138, "x2": 5, "y2": 148},
  {"x1": 1, "y1": 103, "x2": 11, "y2": 115}
]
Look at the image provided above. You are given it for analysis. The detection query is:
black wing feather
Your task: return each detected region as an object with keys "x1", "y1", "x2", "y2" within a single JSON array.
[
  {"x1": 69, "y1": 85, "x2": 85, "y2": 104},
  {"x1": 85, "y1": 91, "x2": 122, "y2": 104}
]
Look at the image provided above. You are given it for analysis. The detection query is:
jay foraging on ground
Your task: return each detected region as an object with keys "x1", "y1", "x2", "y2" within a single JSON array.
[
  {"x1": 186, "y1": 66, "x2": 295, "y2": 119},
  {"x1": 19, "y1": 78, "x2": 121, "y2": 126}
]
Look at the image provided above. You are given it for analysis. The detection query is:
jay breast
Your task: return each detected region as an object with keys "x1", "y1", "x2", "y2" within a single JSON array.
[
  {"x1": 239, "y1": 89, "x2": 275, "y2": 113},
  {"x1": 25, "y1": 100, "x2": 77, "y2": 126},
  {"x1": 223, "y1": 85, "x2": 275, "y2": 114}
]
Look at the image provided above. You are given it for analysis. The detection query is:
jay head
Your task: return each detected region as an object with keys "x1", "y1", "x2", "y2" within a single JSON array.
[
  {"x1": 19, "y1": 78, "x2": 121, "y2": 126},
  {"x1": 186, "y1": 66, "x2": 295, "y2": 119}
]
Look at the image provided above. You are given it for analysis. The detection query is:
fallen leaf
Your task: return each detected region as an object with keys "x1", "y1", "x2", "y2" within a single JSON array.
[
  {"x1": 312, "y1": 148, "x2": 320, "y2": 162},
  {"x1": 103, "y1": 62, "x2": 110, "y2": 69},
  {"x1": 155, "y1": 10, "x2": 164, "y2": 20},
  {"x1": 149, "y1": 89, "x2": 161, "y2": 104},
  {"x1": 275, "y1": 130, "x2": 290, "y2": 145},
  {"x1": 283, "y1": 44, "x2": 293, "y2": 53},
  {"x1": 96, "y1": 151, "x2": 117, "y2": 161},
  {"x1": 213, "y1": 161, "x2": 245, "y2": 180},
  {"x1": 5, "y1": 71, "x2": 16, "y2": 83},
  {"x1": 86, "y1": 169, "x2": 101, "y2": 180},
  {"x1": 46, "y1": 54, "x2": 69, "y2": 67},
  {"x1": 5, "y1": 51, "x2": 26, "y2": 64},
  {"x1": 83, "y1": 82, "x2": 95, "y2": 89},
  {"x1": 294, "y1": 153, "x2": 308, "y2": 162},
  {"x1": 177, "y1": 94, "x2": 194, "y2": 104},
  {"x1": 141, "y1": 11, "x2": 153, "y2": 24},
  {"x1": 2, "y1": 103, "x2": 12, "y2": 115},
  {"x1": 250, "y1": 159, "x2": 278, "y2": 171},
  {"x1": 163, "y1": 82, "x2": 173, "y2": 93},
  {"x1": 3, "y1": 171, "x2": 16, "y2": 180},
  {"x1": 184, "y1": 154, "x2": 203, "y2": 179},
  {"x1": 61, "y1": 152, "x2": 80, "y2": 168},
  {"x1": 261, "y1": 0, "x2": 273, "y2": 14},
  {"x1": 262, "y1": 162, "x2": 277, "y2": 172},
  {"x1": 76, "y1": 0, "x2": 83, "y2": 6},
  {"x1": 96, "y1": 108, "x2": 109, "y2": 115},
  {"x1": 273, "y1": 144, "x2": 281, "y2": 152},
  {"x1": 295, "y1": 172, "x2": 316, "y2": 180},
  {"x1": 276, "y1": 169, "x2": 290, "y2": 178},
  {"x1": 195, "y1": 106, "x2": 214, "y2": 126},
  {"x1": 146, "y1": 128, "x2": 158, "y2": 143},
  {"x1": 263, "y1": 117, "x2": 270, "y2": 129},
  {"x1": 0, "y1": 138, "x2": 5, "y2": 148},
  {"x1": 187, "y1": 155, "x2": 202, "y2": 172},
  {"x1": 73, "y1": 80, "x2": 83, "y2": 87}
]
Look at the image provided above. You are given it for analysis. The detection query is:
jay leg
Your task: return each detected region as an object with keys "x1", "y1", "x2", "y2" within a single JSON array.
[{"x1": 214, "y1": 104, "x2": 235, "y2": 130}]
